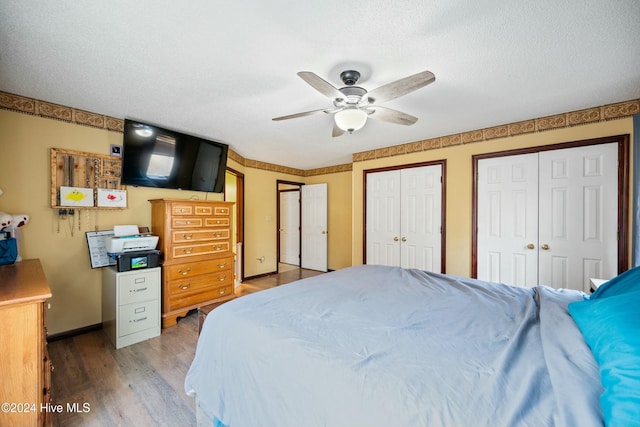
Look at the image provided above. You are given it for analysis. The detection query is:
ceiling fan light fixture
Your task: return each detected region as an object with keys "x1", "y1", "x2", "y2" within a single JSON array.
[{"x1": 334, "y1": 108, "x2": 367, "y2": 133}]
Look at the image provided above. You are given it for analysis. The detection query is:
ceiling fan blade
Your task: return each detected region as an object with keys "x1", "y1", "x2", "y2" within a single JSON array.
[
  {"x1": 272, "y1": 108, "x2": 329, "y2": 121},
  {"x1": 332, "y1": 122, "x2": 345, "y2": 137},
  {"x1": 367, "y1": 106, "x2": 418, "y2": 125},
  {"x1": 365, "y1": 70, "x2": 435, "y2": 104},
  {"x1": 298, "y1": 71, "x2": 345, "y2": 100}
]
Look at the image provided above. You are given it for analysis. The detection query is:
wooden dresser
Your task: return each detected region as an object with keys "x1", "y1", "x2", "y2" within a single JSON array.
[
  {"x1": 0, "y1": 259, "x2": 53, "y2": 427},
  {"x1": 149, "y1": 199, "x2": 235, "y2": 328}
]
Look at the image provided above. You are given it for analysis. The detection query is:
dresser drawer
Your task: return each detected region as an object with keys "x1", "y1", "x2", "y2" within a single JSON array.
[
  {"x1": 118, "y1": 269, "x2": 160, "y2": 305},
  {"x1": 172, "y1": 217, "x2": 203, "y2": 228},
  {"x1": 168, "y1": 270, "x2": 232, "y2": 296},
  {"x1": 195, "y1": 205, "x2": 213, "y2": 215},
  {"x1": 172, "y1": 242, "x2": 230, "y2": 259},
  {"x1": 171, "y1": 204, "x2": 193, "y2": 215},
  {"x1": 169, "y1": 283, "x2": 234, "y2": 311},
  {"x1": 172, "y1": 228, "x2": 230, "y2": 244},
  {"x1": 166, "y1": 257, "x2": 234, "y2": 280},
  {"x1": 119, "y1": 300, "x2": 160, "y2": 336},
  {"x1": 204, "y1": 217, "x2": 230, "y2": 227},
  {"x1": 214, "y1": 206, "x2": 231, "y2": 216}
]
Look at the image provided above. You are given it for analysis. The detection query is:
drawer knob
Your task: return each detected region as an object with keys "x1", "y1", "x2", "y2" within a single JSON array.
[
  {"x1": 178, "y1": 283, "x2": 191, "y2": 290},
  {"x1": 130, "y1": 287, "x2": 148, "y2": 293},
  {"x1": 217, "y1": 262, "x2": 227, "y2": 269},
  {"x1": 178, "y1": 267, "x2": 191, "y2": 275},
  {"x1": 183, "y1": 248, "x2": 193, "y2": 254},
  {"x1": 183, "y1": 233, "x2": 193, "y2": 240},
  {"x1": 131, "y1": 316, "x2": 148, "y2": 323},
  {"x1": 213, "y1": 232, "x2": 222, "y2": 237},
  {"x1": 217, "y1": 274, "x2": 227, "y2": 282},
  {"x1": 213, "y1": 245, "x2": 222, "y2": 251},
  {"x1": 218, "y1": 288, "x2": 227, "y2": 295}
]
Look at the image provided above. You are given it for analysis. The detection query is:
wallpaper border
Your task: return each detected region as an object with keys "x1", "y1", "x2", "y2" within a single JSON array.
[
  {"x1": 1, "y1": 91, "x2": 637, "y2": 177},
  {"x1": 353, "y1": 99, "x2": 640, "y2": 162}
]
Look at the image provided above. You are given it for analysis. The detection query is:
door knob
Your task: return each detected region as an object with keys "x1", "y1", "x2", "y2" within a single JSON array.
[
  {"x1": 541, "y1": 244, "x2": 550, "y2": 250},
  {"x1": 393, "y1": 236, "x2": 399, "y2": 241},
  {"x1": 321, "y1": 230, "x2": 327, "y2": 234},
  {"x1": 527, "y1": 243, "x2": 535, "y2": 250},
  {"x1": 401, "y1": 237, "x2": 407, "y2": 242}
]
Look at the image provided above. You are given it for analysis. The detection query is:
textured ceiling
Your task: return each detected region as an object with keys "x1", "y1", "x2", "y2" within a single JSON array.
[{"x1": 1, "y1": 1, "x2": 639, "y2": 170}]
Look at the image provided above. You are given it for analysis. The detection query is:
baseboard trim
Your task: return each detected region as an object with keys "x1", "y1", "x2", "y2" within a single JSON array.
[
  {"x1": 243, "y1": 271, "x2": 278, "y2": 281},
  {"x1": 243, "y1": 267, "x2": 332, "y2": 282},
  {"x1": 47, "y1": 323, "x2": 103, "y2": 342}
]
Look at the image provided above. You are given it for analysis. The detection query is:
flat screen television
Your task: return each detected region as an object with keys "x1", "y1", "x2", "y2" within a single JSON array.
[{"x1": 121, "y1": 119, "x2": 228, "y2": 193}]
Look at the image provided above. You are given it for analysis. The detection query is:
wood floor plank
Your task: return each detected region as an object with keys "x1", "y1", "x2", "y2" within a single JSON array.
[
  {"x1": 47, "y1": 267, "x2": 324, "y2": 426},
  {"x1": 49, "y1": 314, "x2": 198, "y2": 427}
]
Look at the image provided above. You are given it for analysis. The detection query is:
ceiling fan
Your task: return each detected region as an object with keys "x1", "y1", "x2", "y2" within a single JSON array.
[{"x1": 272, "y1": 69, "x2": 435, "y2": 137}]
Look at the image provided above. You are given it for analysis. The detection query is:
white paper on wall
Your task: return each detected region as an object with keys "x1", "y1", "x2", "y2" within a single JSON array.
[
  {"x1": 60, "y1": 186, "x2": 94, "y2": 207},
  {"x1": 97, "y1": 188, "x2": 127, "y2": 208}
]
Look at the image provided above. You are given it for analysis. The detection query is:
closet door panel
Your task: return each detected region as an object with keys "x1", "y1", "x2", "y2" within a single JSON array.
[
  {"x1": 477, "y1": 154, "x2": 539, "y2": 287},
  {"x1": 538, "y1": 143, "x2": 618, "y2": 292},
  {"x1": 366, "y1": 170, "x2": 401, "y2": 266},
  {"x1": 401, "y1": 165, "x2": 442, "y2": 272}
]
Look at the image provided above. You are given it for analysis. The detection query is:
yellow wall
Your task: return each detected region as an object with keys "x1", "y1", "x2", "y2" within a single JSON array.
[
  {"x1": 0, "y1": 109, "x2": 353, "y2": 333},
  {"x1": 242, "y1": 167, "x2": 302, "y2": 276},
  {"x1": 351, "y1": 118, "x2": 634, "y2": 277},
  {"x1": 306, "y1": 171, "x2": 353, "y2": 270},
  {"x1": 1, "y1": 105, "x2": 631, "y2": 334}
]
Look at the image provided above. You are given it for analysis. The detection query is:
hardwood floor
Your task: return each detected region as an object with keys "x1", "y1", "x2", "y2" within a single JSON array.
[
  {"x1": 48, "y1": 266, "x2": 323, "y2": 427},
  {"x1": 236, "y1": 263, "x2": 324, "y2": 296}
]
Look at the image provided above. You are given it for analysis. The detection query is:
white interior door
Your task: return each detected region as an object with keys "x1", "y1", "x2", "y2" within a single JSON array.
[
  {"x1": 279, "y1": 190, "x2": 300, "y2": 265},
  {"x1": 477, "y1": 143, "x2": 619, "y2": 291},
  {"x1": 401, "y1": 165, "x2": 443, "y2": 271},
  {"x1": 366, "y1": 165, "x2": 443, "y2": 272},
  {"x1": 366, "y1": 170, "x2": 401, "y2": 266},
  {"x1": 301, "y1": 183, "x2": 328, "y2": 272},
  {"x1": 537, "y1": 142, "x2": 618, "y2": 292},
  {"x1": 477, "y1": 154, "x2": 539, "y2": 287}
]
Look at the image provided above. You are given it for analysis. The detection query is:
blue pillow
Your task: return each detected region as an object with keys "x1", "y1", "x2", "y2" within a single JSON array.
[
  {"x1": 591, "y1": 265, "x2": 640, "y2": 299},
  {"x1": 568, "y1": 291, "x2": 640, "y2": 427}
]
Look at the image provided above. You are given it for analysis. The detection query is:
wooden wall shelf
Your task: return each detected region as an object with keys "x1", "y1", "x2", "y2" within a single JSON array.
[{"x1": 50, "y1": 148, "x2": 126, "y2": 209}]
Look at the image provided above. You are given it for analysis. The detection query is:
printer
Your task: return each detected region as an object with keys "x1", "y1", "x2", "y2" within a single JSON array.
[{"x1": 106, "y1": 225, "x2": 160, "y2": 272}]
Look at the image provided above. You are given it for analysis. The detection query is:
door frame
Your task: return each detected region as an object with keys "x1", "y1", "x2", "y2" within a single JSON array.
[
  {"x1": 363, "y1": 159, "x2": 447, "y2": 273},
  {"x1": 226, "y1": 167, "x2": 245, "y2": 281},
  {"x1": 301, "y1": 183, "x2": 329, "y2": 272},
  {"x1": 471, "y1": 134, "x2": 630, "y2": 279},
  {"x1": 276, "y1": 180, "x2": 304, "y2": 272},
  {"x1": 278, "y1": 187, "x2": 302, "y2": 267}
]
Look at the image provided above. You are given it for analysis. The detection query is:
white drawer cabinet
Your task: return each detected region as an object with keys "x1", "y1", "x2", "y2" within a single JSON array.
[{"x1": 102, "y1": 267, "x2": 161, "y2": 349}]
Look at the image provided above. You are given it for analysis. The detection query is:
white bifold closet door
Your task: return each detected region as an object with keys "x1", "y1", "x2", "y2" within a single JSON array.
[
  {"x1": 366, "y1": 164, "x2": 442, "y2": 272},
  {"x1": 477, "y1": 142, "x2": 618, "y2": 292}
]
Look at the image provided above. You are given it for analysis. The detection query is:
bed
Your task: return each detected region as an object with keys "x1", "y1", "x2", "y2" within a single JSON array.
[{"x1": 185, "y1": 265, "x2": 640, "y2": 427}]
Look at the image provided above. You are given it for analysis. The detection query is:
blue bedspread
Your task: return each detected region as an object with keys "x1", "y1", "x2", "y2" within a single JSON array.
[{"x1": 185, "y1": 265, "x2": 603, "y2": 427}]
